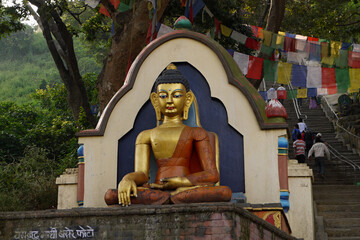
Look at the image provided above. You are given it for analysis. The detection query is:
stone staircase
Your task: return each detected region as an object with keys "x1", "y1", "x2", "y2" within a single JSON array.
[{"x1": 282, "y1": 98, "x2": 360, "y2": 239}]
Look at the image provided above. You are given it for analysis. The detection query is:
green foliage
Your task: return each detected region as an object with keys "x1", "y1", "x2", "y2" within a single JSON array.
[
  {"x1": 282, "y1": 0, "x2": 360, "y2": 42},
  {"x1": 0, "y1": 28, "x2": 102, "y2": 104},
  {"x1": 0, "y1": 2, "x2": 27, "y2": 39},
  {"x1": 0, "y1": 146, "x2": 58, "y2": 211}
]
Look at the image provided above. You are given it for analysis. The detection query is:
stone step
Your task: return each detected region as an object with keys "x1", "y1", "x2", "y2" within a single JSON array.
[
  {"x1": 314, "y1": 193, "x2": 360, "y2": 200},
  {"x1": 320, "y1": 212, "x2": 360, "y2": 219},
  {"x1": 316, "y1": 200, "x2": 360, "y2": 205},
  {"x1": 325, "y1": 218, "x2": 360, "y2": 228},
  {"x1": 326, "y1": 227, "x2": 360, "y2": 237},
  {"x1": 313, "y1": 185, "x2": 360, "y2": 191},
  {"x1": 317, "y1": 204, "x2": 360, "y2": 212},
  {"x1": 329, "y1": 237, "x2": 360, "y2": 240}
]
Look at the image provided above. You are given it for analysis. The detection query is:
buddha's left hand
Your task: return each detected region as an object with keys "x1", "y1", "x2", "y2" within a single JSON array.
[{"x1": 160, "y1": 176, "x2": 193, "y2": 190}]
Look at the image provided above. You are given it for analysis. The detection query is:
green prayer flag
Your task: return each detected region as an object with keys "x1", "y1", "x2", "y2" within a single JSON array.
[
  {"x1": 260, "y1": 44, "x2": 275, "y2": 57},
  {"x1": 335, "y1": 68, "x2": 350, "y2": 93},
  {"x1": 263, "y1": 59, "x2": 278, "y2": 82},
  {"x1": 287, "y1": 89, "x2": 297, "y2": 99},
  {"x1": 334, "y1": 50, "x2": 348, "y2": 68}
]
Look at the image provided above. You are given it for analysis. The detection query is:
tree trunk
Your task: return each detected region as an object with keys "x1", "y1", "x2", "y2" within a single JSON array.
[
  {"x1": 265, "y1": 0, "x2": 286, "y2": 32},
  {"x1": 28, "y1": 0, "x2": 96, "y2": 128},
  {"x1": 97, "y1": 0, "x2": 169, "y2": 112}
]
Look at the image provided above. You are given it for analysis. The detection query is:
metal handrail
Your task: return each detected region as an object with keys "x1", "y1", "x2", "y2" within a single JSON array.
[
  {"x1": 321, "y1": 96, "x2": 339, "y2": 121},
  {"x1": 327, "y1": 144, "x2": 360, "y2": 171},
  {"x1": 287, "y1": 82, "x2": 307, "y2": 121},
  {"x1": 321, "y1": 95, "x2": 360, "y2": 151}
]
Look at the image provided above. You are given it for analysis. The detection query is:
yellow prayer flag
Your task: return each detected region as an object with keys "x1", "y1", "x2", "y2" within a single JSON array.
[
  {"x1": 321, "y1": 42, "x2": 329, "y2": 58},
  {"x1": 321, "y1": 56, "x2": 335, "y2": 66},
  {"x1": 277, "y1": 62, "x2": 292, "y2": 85},
  {"x1": 263, "y1": 30, "x2": 272, "y2": 46},
  {"x1": 331, "y1": 41, "x2": 341, "y2": 57},
  {"x1": 277, "y1": 31, "x2": 285, "y2": 45},
  {"x1": 220, "y1": 24, "x2": 232, "y2": 37},
  {"x1": 297, "y1": 88, "x2": 308, "y2": 99},
  {"x1": 349, "y1": 68, "x2": 360, "y2": 93}
]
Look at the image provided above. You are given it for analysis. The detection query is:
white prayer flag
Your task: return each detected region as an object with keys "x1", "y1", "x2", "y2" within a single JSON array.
[
  {"x1": 233, "y1": 52, "x2": 249, "y2": 75},
  {"x1": 306, "y1": 66, "x2": 322, "y2": 88},
  {"x1": 157, "y1": 24, "x2": 174, "y2": 38},
  {"x1": 230, "y1": 30, "x2": 247, "y2": 45}
]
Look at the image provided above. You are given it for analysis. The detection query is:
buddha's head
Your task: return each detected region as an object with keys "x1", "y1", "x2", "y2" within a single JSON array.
[{"x1": 151, "y1": 64, "x2": 194, "y2": 121}]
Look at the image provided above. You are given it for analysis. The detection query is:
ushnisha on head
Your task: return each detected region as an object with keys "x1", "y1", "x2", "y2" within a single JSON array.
[{"x1": 150, "y1": 64, "x2": 194, "y2": 121}]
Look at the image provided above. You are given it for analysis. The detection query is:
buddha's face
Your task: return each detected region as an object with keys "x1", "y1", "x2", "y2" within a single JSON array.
[{"x1": 156, "y1": 83, "x2": 187, "y2": 117}]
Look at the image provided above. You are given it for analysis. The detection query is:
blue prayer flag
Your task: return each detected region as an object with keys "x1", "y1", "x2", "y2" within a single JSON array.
[
  {"x1": 227, "y1": 49, "x2": 235, "y2": 57},
  {"x1": 193, "y1": 0, "x2": 205, "y2": 18},
  {"x1": 259, "y1": 91, "x2": 268, "y2": 101},
  {"x1": 309, "y1": 43, "x2": 321, "y2": 62},
  {"x1": 307, "y1": 88, "x2": 317, "y2": 97},
  {"x1": 285, "y1": 33, "x2": 296, "y2": 38},
  {"x1": 341, "y1": 42, "x2": 352, "y2": 50},
  {"x1": 291, "y1": 64, "x2": 307, "y2": 87}
]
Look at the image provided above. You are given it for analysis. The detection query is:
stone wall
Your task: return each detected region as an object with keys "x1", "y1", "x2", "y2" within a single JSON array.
[{"x1": 0, "y1": 203, "x2": 298, "y2": 240}]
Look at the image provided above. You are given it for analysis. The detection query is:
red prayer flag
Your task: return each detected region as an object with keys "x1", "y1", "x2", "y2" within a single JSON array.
[
  {"x1": 308, "y1": 37, "x2": 319, "y2": 42},
  {"x1": 277, "y1": 90, "x2": 287, "y2": 99},
  {"x1": 251, "y1": 26, "x2": 258, "y2": 37},
  {"x1": 322, "y1": 68, "x2": 336, "y2": 88},
  {"x1": 348, "y1": 51, "x2": 360, "y2": 68},
  {"x1": 284, "y1": 36, "x2": 296, "y2": 52},
  {"x1": 214, "y1": 18, "x2": 221, "y2": 36},
  {"x1": 245, "y1": 38, "x2": 260, "y2": 50},
  {"x1": 189, "y1": 1, "x2": 193, "y2": 23},
  {"x1": 146, "y1": 20, "x2": 158, "y2": 44},
  {"x1": 98, "y1": 0, "x2": 120, "y2": 17},
  {"x1": 181, "y1": 0, "x2": 186, "y2": 7},
  {"x1": 246, "y1": 56, "x2": 263, "y2": 80},
  {"x1": 327, "y1": 86, "x2": 338, "y2": 95}
]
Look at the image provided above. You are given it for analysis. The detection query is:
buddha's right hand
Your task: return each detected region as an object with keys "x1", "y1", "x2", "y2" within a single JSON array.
[{"x1": 118, "y1": 179, "x2": 137, "y2": 206}]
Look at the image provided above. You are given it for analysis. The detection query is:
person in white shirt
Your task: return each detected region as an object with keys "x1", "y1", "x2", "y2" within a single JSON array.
[
  {"x1": 308, "y1": 134, "x2": 330, "y2": 178},
  {"x1": 297, "y1": 118, "x2": 307, "y2": 133}
]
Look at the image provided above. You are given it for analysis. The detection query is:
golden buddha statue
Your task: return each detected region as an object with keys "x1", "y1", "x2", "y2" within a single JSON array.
[{"x1": 105, "y1": 64, "x2": 232, "y2": 206}]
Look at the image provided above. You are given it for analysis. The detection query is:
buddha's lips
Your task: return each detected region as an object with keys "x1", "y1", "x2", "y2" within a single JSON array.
[{"x1": 167, "y1": 107, "x2": 175, "y2": 110}]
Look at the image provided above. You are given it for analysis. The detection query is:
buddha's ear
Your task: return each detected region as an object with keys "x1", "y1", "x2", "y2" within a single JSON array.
[
  {"x1": 150, "y1": 92, "x2": 162, "y2": 121},
  {"x1": 183, "y1": 91, "x2": 195, "y2": 120}
]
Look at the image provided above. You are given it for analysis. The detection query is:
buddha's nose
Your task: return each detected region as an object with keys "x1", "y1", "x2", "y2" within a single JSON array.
[{"x1": 167, "y1": 95, "x2": 173, "y2": 103}]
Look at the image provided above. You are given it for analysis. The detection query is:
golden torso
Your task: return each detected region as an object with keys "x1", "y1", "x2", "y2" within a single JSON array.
[{"x1": 150, "y1": 124, "x2": 185, "y2": 159}]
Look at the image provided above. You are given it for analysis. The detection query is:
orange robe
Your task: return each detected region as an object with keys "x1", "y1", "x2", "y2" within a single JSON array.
[{"x1": 105, "y1": 126, "x2": 232, "y2": 205}]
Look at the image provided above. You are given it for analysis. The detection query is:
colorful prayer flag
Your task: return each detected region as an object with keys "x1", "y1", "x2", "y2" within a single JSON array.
[
  {"x1": 259, "y1": 91, "x2": 268, "y2": 101},
  {"x1": 263, "y1": 30, "x2": 272, "y2": 46},
  {"x1": 295, "y1": 35, "x2": 308, "y2": 52},
  {"x1": 307, "y1": 88, "x2": 317, "y2": 97},
  {"x1": 306, "y1": 66, "x2": 322, "y2": 88},
  {"x1": 267, "y1": 88, "x2": 277, "y2": 100},
  {"x1": 287, "y1": 89, "x2": 297, "y2": 99},
  {"x1": 349, "y1": 68, "x2": 360, "y2": 93},
  {"x1": 220, "y1": 24, "x2": 232, "y2": 37},
  {"x1": 291, "y1": 64, "x2": 307, "y2": 87},
  {"x1": 257, "y1": 27, "x2": 264, "y2": 39},
  {"x1": 335, "y1": 50, "x2": 348, "y2": 68},
  {"x1": 230, "y1": 30, "x2": 247, "y2": 44},
  {"x1": 331, "y1": 41, "x2": 341, "y2": 57},
  {"x1": 277, "y1": 89, "x2": 287, "y2": 99},
  {"x1": 297, "y1": 88, "x2": 308, "y2": 99},
  {"x1": 284, "y1": 36, "x2": 296, "y2": 52},
  {"x1": 309, "y1": 42, "x2": 321, "y2": 62},
  {"x1": 277, "y1": 62, "x2": 292, "y2": 85},
  {"x1": 263, "y1": 59, "x2": 278, "y2": 82},
  {"x1": 348, "y1": 51, "x2": 360, "y2": 68},
  {"x1": 245, "y1": 38, "x2": 260, "y2": 50},
  {"x1": 246, "y1": 56, "x2": 263, "y2": 79},
  {"x1": 322, "y1": 68, "x2": 336, "y2": 89},
  {"x1": 260, "y1": 44, "x2": 275, "y2": 57},
  {"x1": 335, "y1": 68, "x2": 350, "y2": 93},
  {"x1": 233, "y1": 52, "x2": 249, "y2": 75}
]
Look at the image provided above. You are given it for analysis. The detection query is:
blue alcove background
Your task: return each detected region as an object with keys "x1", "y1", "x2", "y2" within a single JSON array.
[{"x1": 117, "y1": 62, "x2": 245, "y2": 193}]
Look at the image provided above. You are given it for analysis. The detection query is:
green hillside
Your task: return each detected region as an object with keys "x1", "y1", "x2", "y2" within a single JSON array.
[{"x1": 0, "y1": 27, "x2": 101, "y2": 104}]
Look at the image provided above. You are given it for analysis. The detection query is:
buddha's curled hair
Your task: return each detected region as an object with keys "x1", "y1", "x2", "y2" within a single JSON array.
[{"x1": 153, "y1": 63, "x2": 190, "y2": 92}]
